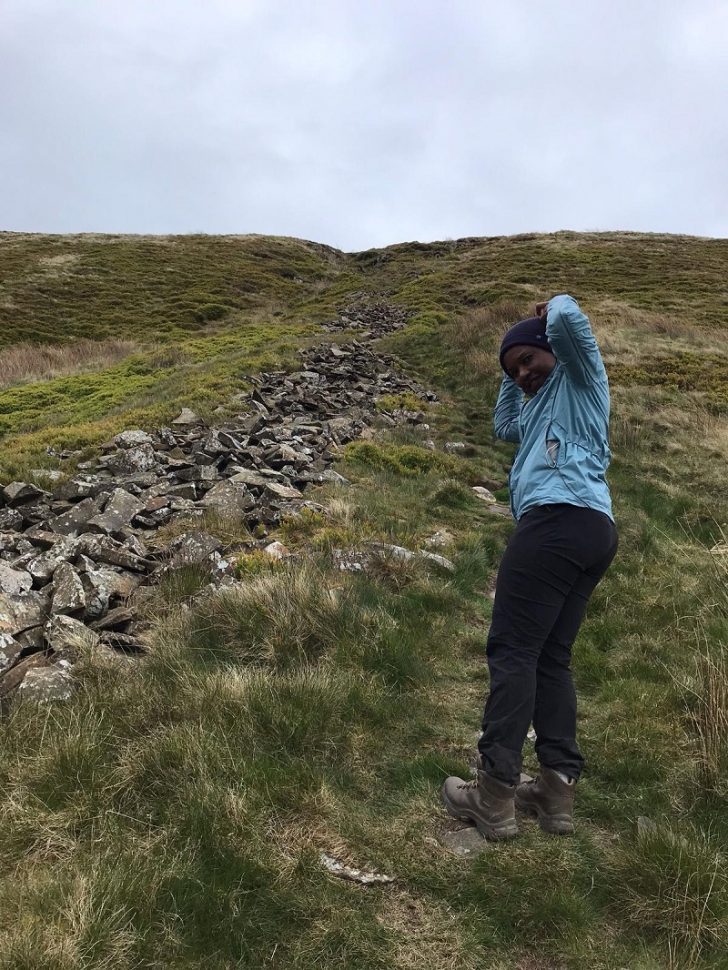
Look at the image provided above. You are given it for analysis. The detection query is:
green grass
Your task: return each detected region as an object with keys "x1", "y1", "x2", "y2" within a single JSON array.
[{"x1": 1, "y1": 229, "x2": 728, "y2": 968}]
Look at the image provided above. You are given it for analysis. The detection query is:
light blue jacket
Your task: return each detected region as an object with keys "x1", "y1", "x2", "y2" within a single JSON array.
[{"x1": 494, "y1": 294, "x2": 613, "y2": 522}]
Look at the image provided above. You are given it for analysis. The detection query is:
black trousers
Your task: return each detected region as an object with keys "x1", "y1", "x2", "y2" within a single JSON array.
[{"x1": 477, "y1": 504, "x2": 618, "y2": 785}]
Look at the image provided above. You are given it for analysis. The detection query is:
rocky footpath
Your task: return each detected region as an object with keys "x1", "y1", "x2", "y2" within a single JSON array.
[{"x1": 0, "y1": 301, "x2": 440, "y2": 707}]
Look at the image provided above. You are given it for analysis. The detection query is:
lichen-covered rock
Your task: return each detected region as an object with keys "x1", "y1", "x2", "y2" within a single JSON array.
[
  {"x1": 3, "y1": 482, "x2": 46, "y2": 506},
  {"x1": 51, "y1": 562, "x2": 86, "y2": 615},
  {"x1": 87, "y1": 489, "x2": 143, "y2": 535},
  {"x1": 113, "y1": 429, "x2": 155, "y2": 449},
  {"x1": 199, "y1": 480, "x2": 255, "y2": 517},
  {"x1": 0, "y1": 590, "x2": 49, "y2": 636},
  {"x1": 0, "y1": 632, "x2": 22, "y2": 674},
  {"x1": 25, "y1": 537, "x2": 80, "y2": 584},
  {"x1": 0, "y1": 508, "x2": 24, "y2": 531},
  {"x1": 16, "y1": 663, "x2": 74, "y2": 704},
  {"x1": 264, "y1": 481, "x2": 303, "y2": 500},
  {"x1": 106, "y1": 444, "x2": 158, "y2": 475},
  {"x1": 45, "y1": 614, "x2": 101, "y2": 655},
  {"x1": 50, "y1": 496, "x2": 104, "y2": 536},
  {"x1": 0, "y1": 563, "x2": 33, "y2": 595},
  {"x1": 167, "y1": 531, "x2": 223, "y2": 568},
  {"x1": 0, "y1": 652, "x2": 50, "y2": 700}
]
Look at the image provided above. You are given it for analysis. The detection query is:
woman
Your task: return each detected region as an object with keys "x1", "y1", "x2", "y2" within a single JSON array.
[{"x1": 441, "y1": 295, "x2": 618, "y2": 840}]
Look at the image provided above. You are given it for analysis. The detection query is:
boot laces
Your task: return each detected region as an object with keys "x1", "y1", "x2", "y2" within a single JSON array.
[{"x1": 457, "y1": 779, "x2": 478, "y2": 790}]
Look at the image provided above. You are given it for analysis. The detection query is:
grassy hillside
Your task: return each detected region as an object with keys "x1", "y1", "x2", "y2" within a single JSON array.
[{"x1": 1, "y1": 230, "x2": 727, "y2": 969}]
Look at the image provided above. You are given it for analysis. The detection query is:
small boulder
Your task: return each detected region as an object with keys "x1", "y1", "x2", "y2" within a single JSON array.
[
  {"x1": 472, "y1": 487, "x2": 497, "y2": 504},
  {"x1": 0, "y1": 563, "x2": 33, "y2": 595},
  {"x1": 172, "y1": 408, "x2": 203, "y2": 426},
  {"x1": 3, "y1": 481, "x2": 45, "y2": 506},
  {"x1": 263, "y1": 541, "x2": 289, "y2": 560},
  {"x1": 16, "y1": 664, "x2": 74, "y2": 704},
  {"x1": 113, "y1": 429, "x2": 155, "y2": 449},
  {"x1": 199, "y1": 480, "x2": 255, "y2": 517},
  {"x1": 51, "y1": 563, "x2": 87, "y2": 615},
  {"x1": 87, "y1": 489, "x2": 143, "y2": 535},
  {"x1": 167, "y1": 531, "x2": 223, "y2": 569}
]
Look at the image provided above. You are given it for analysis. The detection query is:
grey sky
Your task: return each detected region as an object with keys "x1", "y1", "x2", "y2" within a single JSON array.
[{"x1": 2, "y1": 0, "x2": 727, "y2": 250}]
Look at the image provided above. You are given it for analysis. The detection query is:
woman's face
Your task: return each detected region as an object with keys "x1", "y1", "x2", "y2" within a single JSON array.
[{"x1": 502, "y1": 344, "x2": 557, "y2": 396}]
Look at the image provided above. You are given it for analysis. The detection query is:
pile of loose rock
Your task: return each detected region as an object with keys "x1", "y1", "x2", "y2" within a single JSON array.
[
  {"x1": 321, "y1": 297, "x2": 410, "y2": 335},
  {"x1": 0, "y1": 321, "x2": 438, "y2": 707}
]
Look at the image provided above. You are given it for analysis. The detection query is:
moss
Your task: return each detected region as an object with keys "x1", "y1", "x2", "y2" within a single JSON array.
[
  {"x1": 343, "y1": 440, "x2": 475, "y2": 481},
  {"x1": 374, "y1": 391, "x2": 429, "y2": 412},
  {"x1": 608, "y1": 352, "x2": 728, "y2": 410}
]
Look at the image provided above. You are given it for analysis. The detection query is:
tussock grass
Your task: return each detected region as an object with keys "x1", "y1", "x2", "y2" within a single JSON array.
[
  {"x1": 615, "y1": 821, "x2": 728, "y2": 964},
  {"x1": 0, "y1": 337, "x2": 141, "y2": 389}
]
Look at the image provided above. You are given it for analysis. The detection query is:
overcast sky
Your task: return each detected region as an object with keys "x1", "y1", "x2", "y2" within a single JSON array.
[{"x1": 2, "y1": 0, "x2": 727, "y2": 250}]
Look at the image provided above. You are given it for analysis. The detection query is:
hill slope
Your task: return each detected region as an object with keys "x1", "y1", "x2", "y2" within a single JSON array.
[{"x1": 0, "y1": 230, "x2": 727, "y2": 969}]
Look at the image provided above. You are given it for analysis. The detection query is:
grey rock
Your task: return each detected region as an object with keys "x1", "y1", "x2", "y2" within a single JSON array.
[
  {"x1": 439, "y1": 826, "x2": 489, "y2": 857},
  {"x1": 175, "y1": 465, "x2": 220, "y2": 484},
  {"x1": 199, "y1": 480, "x2": 255, "y2": 517},
  {"x1": 471, "y1": 487, "x2": 497, "y2": 504},
  {"x1": 0, "y1": 509, "x2": 24, "y2": 531},
  {"x1": 0, "y1": 653, "x2": 51, "y2": 699},
  {"x1": 419, "y1": 550, "x2": 456, "y2": 572},
  {"x1": 45, "y1": 614, "x2": 101, "y2": 654},
  {"x1": 87, "y1": 489, "x2": 143, "y2": 535},
  {"x1": 0, "y1": 591, "x2": 49, "y2": 636},
  {"x1": 31, "y1": 468, "x2": 64, "y2": 483},
  {"x1": 50, "y1": 496, "x2": 104, "y2": 536},
  {"x1": 3, "y1": 481, "x2": 45, "y2": 506},
  {"x1": 319, "y1": 469, "x2": 349, "y2": 485},
  {"x1": 53, "y1": 476, "x2": 111, "y2": 501},
  {"x1": 424, "y1": 530, "x2": 455, "y2": 548},
  {"x1": 106, "y1": 444, "x2": 158, "y2": 475},
  {"x1": 51, "y1": 562, "x2": 87, "y2": 615},
  {"x1": 0, "y1": 563, "x2": 33, "y2": 595},
  {"x1": 167, "y1": 531, "x2": 223, "y2": 568},
  {"x1": 77, "y1": 554, "x2": 141, "y2": 606},
  {"x1": 172, "y1": 408, "x2": 203, "y2": 425},
  {"x1": 113, "y1": 429, "x2": 155, "y2": 449},
  {"x1": 264, "y1": 481, "x2": 303, "y2": 500},
  {"x1": 16, "y1": 663, "x2": 74, "y2": 704},
  {"x1": 227, "y1": 469, "x2": 268, "y2": 488},
  {"x1": 0, "y1": 632, "x2": 23, "y2": 674},
  {"x1": 26, "y1": 537, "x2": 79, "y2": 585},
  {"x1": 90, "y1": 606, "x2": 135, "y2": 631},
  {"x1": 77, "y1": 535, "x2": 153, "y2": 572}
]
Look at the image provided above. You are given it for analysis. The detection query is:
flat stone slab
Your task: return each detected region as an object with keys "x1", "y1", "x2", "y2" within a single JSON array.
[{"x1": 439, "y1": 825, "x2": 489, "y2": 857}]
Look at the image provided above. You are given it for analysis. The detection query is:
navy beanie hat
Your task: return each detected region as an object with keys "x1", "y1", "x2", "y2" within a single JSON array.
[{"x1": 499, "y1": 316, "x2": 553, "y2": 372}]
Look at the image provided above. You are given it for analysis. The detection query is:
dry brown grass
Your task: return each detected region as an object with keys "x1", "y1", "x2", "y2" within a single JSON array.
[
  {"x1": 0, "y1": 338, "x2": 140, "y2": 389},
  {"x1": 450, "y1": 301, "x2": 527, "y2": 353}
]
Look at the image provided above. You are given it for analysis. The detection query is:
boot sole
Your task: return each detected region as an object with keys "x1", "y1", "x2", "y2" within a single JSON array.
[
  {"x1": 515, "y1": 793, "x2": 574, "y2": 835},
  {"x1": 440, "y1": 789, "x2": 518, "y2": 841}
]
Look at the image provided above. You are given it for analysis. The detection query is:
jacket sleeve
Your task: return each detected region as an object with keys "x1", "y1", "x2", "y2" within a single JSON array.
[
  {"x1": 493, "y1": 375, "x2": 522, "y2": 442},
  {"x1": 545, "y1": 294, "x2": 607, "y2": 386}
]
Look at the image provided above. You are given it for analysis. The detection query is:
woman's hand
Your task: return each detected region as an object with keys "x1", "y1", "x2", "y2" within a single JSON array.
[{"x1": 535, "y1": 301, "x2": 549, "y2": 318}]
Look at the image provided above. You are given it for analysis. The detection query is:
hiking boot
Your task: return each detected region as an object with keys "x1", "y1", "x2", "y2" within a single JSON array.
[
  {"x1": 515, "y1": 767, "x2": 575, "y2": 834},
  {"x1": 440, "y1": 769, "x2": 518, "y2": 841}
]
